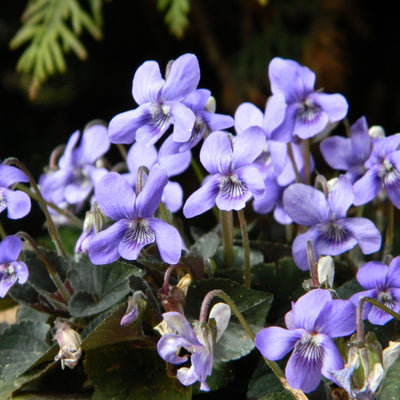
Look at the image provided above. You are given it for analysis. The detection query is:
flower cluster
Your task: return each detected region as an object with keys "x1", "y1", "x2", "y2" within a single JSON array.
[{"x1": 2, "y1": 53, "x2": 400, "y2": 399}]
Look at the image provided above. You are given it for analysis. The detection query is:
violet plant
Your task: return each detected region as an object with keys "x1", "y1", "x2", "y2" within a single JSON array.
[{"x1": 1, "y1": 53, "x2": 400, "y2": 400}]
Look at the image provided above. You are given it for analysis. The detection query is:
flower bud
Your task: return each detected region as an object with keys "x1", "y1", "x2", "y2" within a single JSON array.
[{"x1": 120, "y1": 291, "x2": 147, "y2": 326}]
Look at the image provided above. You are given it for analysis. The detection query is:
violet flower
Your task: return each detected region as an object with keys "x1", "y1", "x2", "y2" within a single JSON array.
[
  {"x1": 88, "y1": 165, "x2": 181, "y2": 265},
  {"x1": 0, "y1": 163, "x2": 31, "y2": 219},
  {"x1": 156, "y1": 302, "x2": 231, "y2": 391},
  {"x1": 255, "y1": 289, "x2": 356, "y2": 393},
  {"x1": 39, "y1": 123, "x2": 110, "y2": 207},
  {"x1": 123, "y1": 136, "x2": 191, "y2": 212},
  {"x1": 349, "y1": 257, "x2": 400, "y2": 325},
  {"x1": 283, "y1": 175, "x2": 381, "y2": 270},
  {"x1": 108, "y1": 53, "x2": 200, "y2": 146},
  {"x1": 320, "y1": 116, "x2": 373, "y2": 183},
  {"x1": 0, "y1": 235, "x2": 29, "y2": 297},
  {"x1": 177, "y1": 88, "x2": 234, "y2": 152},
  {"x1": 183, "y1": 129, "x2": 266, "y2": 217},
  {"x1": 268, "y1": 57, "x2": 348, "y2": 142},
  {"x1": 353, "y1": 134, "x2": 400, "y2": 208}
]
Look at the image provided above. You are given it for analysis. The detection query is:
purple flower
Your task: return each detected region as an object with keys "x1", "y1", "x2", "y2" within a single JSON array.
[
  {"x1": 157, "y1": 303, "x2": 231, "y2": 391},
  {"x1": 177, "y1": 88, "x2": 234, "y2": 152},
  {"x1": 0, "y1": 163, "x2": 31, "y2": 219},
  {"x1": 255, "y1": 289, "x2": 356, "y2": 393},
  {"x1": 320, "y1": 116, "x2": 373, "y2": 183},
  {"x1": 349, "y1": 257, "x2": 400, "y2": 325},
  {"x1": 88, "y1": 165, "x2": 181, "y2": 265},
  {"x1": 183, "y1": 129, "x2": 266, "y2": 217},
  {"x1": 353, "y1": 134, "x2": 400, "y2": 208},
  {"x1": 268, "y1": 57, "x2": 348, "y2": 142},
  {"x1": 108, "y1": 53, "x2": 200, "y2": 146},
  {"x1": 0, "y1": 235, "x2": 29, "y2": 297},
  {"x1": 39, "y1": 123, "x2": 110, "y2": 207},
  {"x1": 283, "y1": 175, "x2": 381, "y2": 270},
  {"x1": 123, "y1": 136, "x2": 191, "y2": 212}
]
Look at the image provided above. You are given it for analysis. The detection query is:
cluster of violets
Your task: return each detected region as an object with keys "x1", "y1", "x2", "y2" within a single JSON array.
[{"x1": 2, "y1": 53, "x2": 400, "y2": 397}]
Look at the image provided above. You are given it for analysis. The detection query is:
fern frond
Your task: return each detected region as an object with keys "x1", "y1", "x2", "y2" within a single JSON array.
[
  {"x1": 10, "y1": 0, "x2": 103, "y2": 100},
  {"x1": 157, "y1": 0, "x2": 190, "y2": 39}
]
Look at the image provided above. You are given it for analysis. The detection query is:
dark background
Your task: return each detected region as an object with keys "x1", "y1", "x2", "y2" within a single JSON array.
[
  {"x1": 1, "y1": 0, "x2": 400, "y2": 237},
  {"x1": 1, "y1": 0, "x2": 400, "y2": 171}
]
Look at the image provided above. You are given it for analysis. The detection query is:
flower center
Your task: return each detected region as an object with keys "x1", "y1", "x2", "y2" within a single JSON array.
[
  {"x1": 379, "y1": 159, "x2": 400, "y2": 188},
  {"x1": 297, "y1": 98, "x2": 322, "y2": 124},
  {"x1": 294, "y1": 333, "x2": 324, "y2": 367},
  {"x1": 0, "y1": 190, "x2": 7, "y2": 213},
  {"x1": 377, "y1": 290, "x2": 396, "y2": 309},
  {"x1": 150, "y1": 103, "x2": 171, "y2": 131},
  {"x1": 0, "y1": 263, "x2": 17, "y2": 286},
  {"x1": 126, "y1": 220, "x2": 155, "y2": 245},
  {"x1": 322, "y1": 223, "x2": 350, "y2": 244},
  {"x1": 218, "y1": 175, "x2": 247, "y2": 200}
]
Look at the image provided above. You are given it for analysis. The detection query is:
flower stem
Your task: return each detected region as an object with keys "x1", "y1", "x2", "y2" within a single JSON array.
[
  {"x1": 220, "y1": 210, "x2": 233, "y2": 269},
  {"x1": 15, "y1": 183, "x2": 83, "y2": 229},
  {"x1": 237, "y1": 209, "x2": 251, "y2": 288},
  {"x1": 287, "y1": 142, "x2": 301, "y2": 183},
  {"x1": 306, "y1": 240, "x2": 319, "y2": 288},
  {"x1": 383, "y1": 201, "x2": 394, "y2": 260},
  {"x1": 356, "y1": 296, "x2": 400, "y2": 343},
  {"x1": 17, "y1": 231, "x2": 71, "y2": 303},
  {"x1": 199, "y1": 289, "x2": 309, "y2": 400},
  {"x1": 0, "y1": 221, "x2": 7, "y2": 239},
  {"x1": 302, "y1": 139, "x2": 311, "y2": 185},
  {"x1": 4, "y1": 158, "x2": 68, "y2": 258}
]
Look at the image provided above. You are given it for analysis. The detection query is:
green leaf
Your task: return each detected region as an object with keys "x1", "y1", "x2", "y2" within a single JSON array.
[
  {"x1": 84, "y1": 345, "x2": 191, "y2": 400},
  {"x1": 80, "y1": 303, "x2": 150, "y2": 350},
  {"x1": 157, "y1": 0, "x2": 190, "y2": 38},
  {"x1": 0, "y1": 320, "x2": 50, "y2": 382},
  {"x1": 68, "y1": 255, "x2": 143, "y2": 317},
  {"x1": 184, "y1": 278, "x2": 273, "y2": 363},
  {"x1": 378, "y1": 355, "x2": 400, "y2": 400}
]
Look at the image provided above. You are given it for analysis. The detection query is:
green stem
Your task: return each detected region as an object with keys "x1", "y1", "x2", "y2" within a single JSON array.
[
  {"x1": 199, "y1": 289, "x2": 309, "y2": 400},
  {"x1": 220, "y1": 210, "x2": 233, "y2": 269},
  {"x1": 15, "y1": 183, "x2": 83, "y2": 229},
  {"x1": 5, "y1": 158, "x2": 68, "y2": 258},
  {"x1": 237, "y1": 209, "x2": 251, "y2": 288},
  {"x1": 17, "y1": 231, "x2": 71, "y2": 303},
  {"x1": 287, "y1": 142, "x2": 302, "y2": 183},
  {"x1": 383, "y1": 201, "x2": 394, "y2": 260},
  {"x1": 302, "y1": 139, "x2": 311, "y2": 185},
  {"x1": 0, "y1": 220, "x2": 7, "y2": 239}
]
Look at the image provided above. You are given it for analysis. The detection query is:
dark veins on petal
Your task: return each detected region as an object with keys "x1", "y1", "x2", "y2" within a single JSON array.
[
  {"x1": 297, "y1": 98, "x2": 322, "y2": 125},
  {"x1": 294, "y1": 334, "x2": 324, "y2": 369},
  {"x1": 149, "y1": 102, "x2": 171, "y2": 132},
  {"x1": 321, "y1": 223, "x2": 350, "y2": 245},
  {"x1": 124, "y1": 220, "x2": 155, "y2": 246},
  {"x1": 219, "y1": 175, "x2": 248, "y2": 201}
]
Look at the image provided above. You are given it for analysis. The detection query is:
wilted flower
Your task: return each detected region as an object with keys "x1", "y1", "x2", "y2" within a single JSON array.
[
  {"x1": 54, "y1": 319, "x2": 82, "y2": 369},
  {"x1": 255, "y1": 289, "x2": 356, "y2": 393},
  {"x1": 156, "y1": 302, "x2": 231, "y2": 391},
  {"x1": 0, "y1": 235, "x2": 29, "y2": 297}
]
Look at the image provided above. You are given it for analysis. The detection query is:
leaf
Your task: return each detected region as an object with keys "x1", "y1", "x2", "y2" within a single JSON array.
[
  {"x1": 84, "y1": 345, "x2": 191, "y2": 400},
  {"x1": 0, "y1": 320, "x2": 50, "y2": 382},
  {"x1": 9, "y1": 0, "x2": 103, "y2": 99},
  {"x1": 378, "y1": 354, "x2": 400, "y2": 400},
  {"x1": 157, "y1": 0, "x2": 190, "y2": 39},
  {"x1": 184, "y1": 278, "x2": 273, "y2": 363},
  {"x1": 80, "y1": 303, "x2": 151, "y2": 350},
  {"x1": 68, "y1": 254, "x2": 143, "y2": 317}
]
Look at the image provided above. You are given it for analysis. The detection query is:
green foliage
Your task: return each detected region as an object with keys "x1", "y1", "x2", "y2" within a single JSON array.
[
  {"x1": 9, "y1": 0, "x2": 103, "y2": 99},
  {"x1": 157, "y1": 0, "x2": 190, "y2": 39}
]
